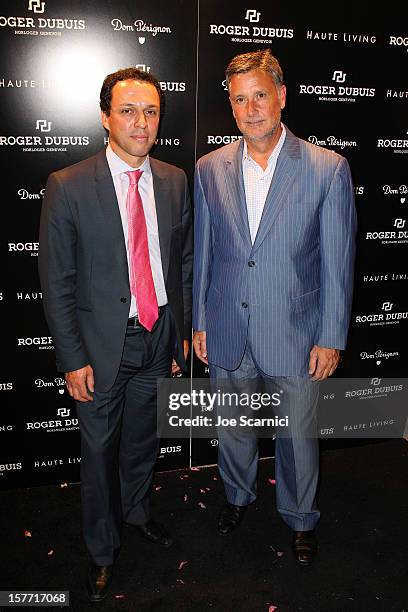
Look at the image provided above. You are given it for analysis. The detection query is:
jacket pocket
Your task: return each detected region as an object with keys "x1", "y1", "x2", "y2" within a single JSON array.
[{"x1": 291, "y1": 288, "x2": 320, "y2": 313}]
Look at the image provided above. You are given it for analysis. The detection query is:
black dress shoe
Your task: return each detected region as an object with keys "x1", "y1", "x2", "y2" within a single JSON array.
[
  {"x1": 292, "y1": 530, "x2": 317, "y2": 566},
  {"x1": 134, "y1": 519, "x2": 173, "y2": 547},
  {"x1": 218, "y1": 503, "x2": 247, "y2": 536},
  {"x1": 87, "y1": 564, "x2": 112, "y2": 603}
]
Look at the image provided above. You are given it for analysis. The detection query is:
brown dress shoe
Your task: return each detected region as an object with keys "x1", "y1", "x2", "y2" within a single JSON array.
[
  {"x1": 292, "y1": 530, "x2": 317, "y2": 566},
  {"x1": 218, "y1": 503, "x2": 247, "y2": 536},
  {"x1": 87, "y1": 564, "x2": 112, "y2": 603}
]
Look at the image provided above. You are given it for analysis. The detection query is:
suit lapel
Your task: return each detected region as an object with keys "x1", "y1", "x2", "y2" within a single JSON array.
[
  {"x1": 252, "y1": 127, "x2": 301, "y2": 253},
  {"x1": 150, "y1": 157, "x2": 172, "y2": 283},
  {"x1": 94, "y1": 150, "x2": 128, "y2": 270},
  {"x1": 224, "y1": 140, "x2": 252, "y2": 249}
]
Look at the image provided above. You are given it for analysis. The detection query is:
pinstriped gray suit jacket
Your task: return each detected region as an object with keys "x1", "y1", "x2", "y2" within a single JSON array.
[{"x1": 193, "y1": 126, "x2": 357, "y2": 377}]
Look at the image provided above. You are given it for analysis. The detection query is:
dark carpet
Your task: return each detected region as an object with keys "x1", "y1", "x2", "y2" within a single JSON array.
[{"x1": 0, "y1": 439, "x2": 407, "y2": 612}]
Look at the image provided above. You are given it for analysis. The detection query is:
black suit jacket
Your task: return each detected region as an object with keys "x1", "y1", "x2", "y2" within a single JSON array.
[{"x1": 39, "y1": 149, "x2": 193, "y2": 391}]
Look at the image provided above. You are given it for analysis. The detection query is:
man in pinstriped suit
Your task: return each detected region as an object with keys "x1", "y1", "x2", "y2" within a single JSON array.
[{"x1": 193, "y1": 50, "x2": 356, "y2": 565}]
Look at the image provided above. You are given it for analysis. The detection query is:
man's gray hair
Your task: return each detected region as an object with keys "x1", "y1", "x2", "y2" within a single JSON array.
[{"x1": 225, "y1": 49, "x2": 284, "y2": 90}]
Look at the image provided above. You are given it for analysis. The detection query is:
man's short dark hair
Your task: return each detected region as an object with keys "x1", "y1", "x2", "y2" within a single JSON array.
[
  {"x1": 100, "y1": 67, "x2": 164, "y2": 116},
  {"x1": 225, "y1": 49, "x2": 284, "y2": 90}
]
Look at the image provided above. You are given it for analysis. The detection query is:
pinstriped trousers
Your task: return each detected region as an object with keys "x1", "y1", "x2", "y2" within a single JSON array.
[{"x1": 210, "y1": 343, "x2": 320, "y2": 532}]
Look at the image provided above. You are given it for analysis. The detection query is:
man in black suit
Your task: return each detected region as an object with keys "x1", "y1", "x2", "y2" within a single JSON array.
[{"x1": 39, "y1": 67, "x2": 193, "y2": 602}]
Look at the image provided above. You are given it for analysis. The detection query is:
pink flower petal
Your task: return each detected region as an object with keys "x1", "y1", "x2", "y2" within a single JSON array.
[
  {"x1": 47, "y1": 549, "x2": 54, "y2": 556},
  {"x1": 114, "y1": 594, "x2": 125, "y2": 599},
  {"x1": 200, "y1": 488, "x2": 206, "y2": 494},
  {"x1": 183, "y1": 494, "x2": 188, "y2": 502},
  {"x1": 198, "y1": 502, "x2": 206, "y2": 509},
  {"x1": 213, "y1": 476, "x2": 218, "y2": 481},
  {"x1": 60, "y1": 482, "x2": 68, "y2": 488},
  {"x1": 268, "y1": 478, "x2": 276, "y2": 485},
  {"x1": 205, "y1": 487, "x2": 211, "y2": 491},
  {"x1": 24, "y1": 530, "x2": 32, "y2": 538},
  {"x1": 178, "y1": 561, "x2": 188, "y2": 570},
  {"x1": 268, "y1": 606, "x2": 278, "y2": 611},
  {"x1": 176, "y1": 579, "x2": 185, "y2": 585},
  {"x1": 190, "y1": 467, "x2": 201, "y2": 471},
  {"x1": 277, "y1": 551, "x2": 284, "y2": 558},
  {"x1": 154, "y1": 485, "x2": 162, "y2": 491}
]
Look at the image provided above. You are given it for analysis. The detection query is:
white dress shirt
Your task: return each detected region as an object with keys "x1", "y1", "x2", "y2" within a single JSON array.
[
  {"x1": 106, "y1": 145, "x2": 167, "y2": 317},
  {"x1": 242, "y1": 124, "x2": 286, "y2": 243}
]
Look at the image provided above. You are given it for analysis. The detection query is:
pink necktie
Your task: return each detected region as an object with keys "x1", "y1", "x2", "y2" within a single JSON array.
[{"x1": 126, "y1": 170, "x2": 158, "y2": 331}]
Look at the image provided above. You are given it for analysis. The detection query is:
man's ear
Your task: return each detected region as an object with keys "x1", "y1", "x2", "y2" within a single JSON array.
[
  {"x1": 229, "y1": 98, "x2": 236, "y2": 120},
  {"x1": 101, "y1": 111, "x2": 110, "y2": 131},
  {"x1": 279, "y1": 84, "x2": 287, "y2": 110}
]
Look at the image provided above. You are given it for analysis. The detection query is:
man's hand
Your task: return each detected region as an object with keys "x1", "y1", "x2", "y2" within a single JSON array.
[
  {"x1": 65, "y1": 365, "x2": 95, "y2": 402},
  {"x1": 172, "y1": 340, "x2": 190, "y2": 375},
  {"x1": 309, "y1": 345, "x2": 340, "y2": 380},
  {"x1": 193, "y1": 331, "x2": 208, "y2": 365}
]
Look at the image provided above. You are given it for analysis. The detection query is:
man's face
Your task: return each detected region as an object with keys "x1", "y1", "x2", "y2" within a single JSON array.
[
  {"x1": 229, "y1": 68, "x2": 286, "y2": 144},
  {"x1": 101, "y1": 79, "x2": 160, "y2": 167}
]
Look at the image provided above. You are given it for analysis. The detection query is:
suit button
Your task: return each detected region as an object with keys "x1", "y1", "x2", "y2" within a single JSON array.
[
  {"x1": 248, "y1": 260, "x2": 255, "y2": 267},
  {"x1": 242, "y1": 302, "x2": 248, "y2": 308},
  {"x1": 120, "y1": 297, "x2": 127, "y2": 303}
]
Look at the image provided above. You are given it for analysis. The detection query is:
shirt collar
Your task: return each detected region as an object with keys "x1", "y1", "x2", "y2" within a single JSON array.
[
  {"x1": 106, "y1": 144, "x2": 151, "y2": 178},
  {"x1": 242, "y1": 123, "x2": 286, "y2": 165}
]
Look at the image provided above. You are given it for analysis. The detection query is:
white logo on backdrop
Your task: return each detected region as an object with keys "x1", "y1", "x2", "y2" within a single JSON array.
[
  {"x1": 362, "y1": 272, "x2": 408, "y2": 283},
  {"x1": 26, "y1": 407, "x2": 78, "y2": 433},
  {"x1": 135, "y1": 64, "x2": 150, "y2": 73},
  {"x1": 110, "y1": 18, "x2": 172, "y2": 45},
  {"x1": 18, "y1": 188, "x2": 45, "y2": 200},
  {"x1": 355, "y1": 301, "x2": 408, "y2": 326},
  {"x1": 299, "y1": 69, "x2": 375, "y2": 101},
  {"x1": 389, "y1": 35, "x2": 408, "y2": 47},
  {"x1": 57, "y1": 408, "x2": 70, "y2": 418},
  {"x1": 332, "y1": 70, "x2": 346, "y2": 83},
  {"x1": 377, "y1": 130, "x2": 408, "y2": 150},
  {"x1": 245, "y1": 9, "x2": 261, "y2": 23},
  {"x1": 382, "y1": 185, "x2": 407, "y2": 202},
  {"x1": 28, "y1": 0, "x2": 45, "y2": 14},
  {"x1": 306, "y1": 30, "x2": 376, "y2": 45},
  {"x1": 308, "y1": 135, "x2": 357, "y2": 150},
  {"x1": 360, "y1": 349, "x2": 400, "y2": 365},
  {"x1": 35, "y1": 119, "x2": 52, "y2": 132}
]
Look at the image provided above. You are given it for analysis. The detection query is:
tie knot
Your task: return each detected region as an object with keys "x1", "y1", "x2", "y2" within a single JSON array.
[{"x1": 126, "y1": 169, "x2": 143, "y2": 185}]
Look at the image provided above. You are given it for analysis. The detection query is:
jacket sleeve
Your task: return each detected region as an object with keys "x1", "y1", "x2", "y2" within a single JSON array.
[
  {"x1": 181, "y1": 171, "x2": 193, "y2": 338},
  {"x1": 38, "y1": 172, "x2": 90, "y2": 373},
  {"x1": 192, "y1": 161, "x2": 213, "y2": 332},
  {"x1": 316, "y1": 156, "x2": 357, "y2": 349}
]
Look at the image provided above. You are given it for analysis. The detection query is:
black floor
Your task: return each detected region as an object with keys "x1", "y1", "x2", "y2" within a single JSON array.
[{"x1": 1, "y1": 439, "x2": 407, "y2": 612}]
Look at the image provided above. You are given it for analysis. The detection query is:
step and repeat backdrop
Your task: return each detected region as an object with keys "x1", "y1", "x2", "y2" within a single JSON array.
[{"x1": 0, "y1": 0, "x2": 406, "y2": 488}]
